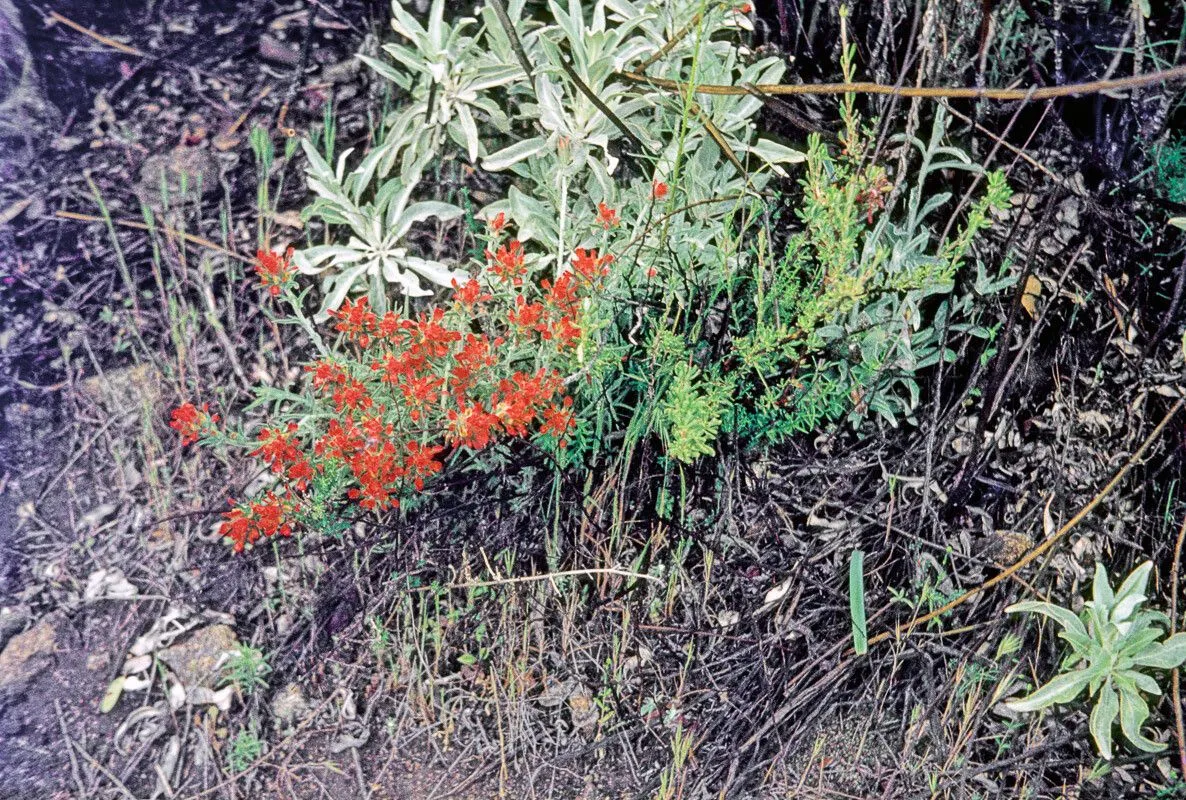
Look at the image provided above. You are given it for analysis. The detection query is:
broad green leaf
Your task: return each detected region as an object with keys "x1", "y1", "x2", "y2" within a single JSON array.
[
  {"x1": 292, "y1": 245, "x2": 363, "y2": 275},
  {"x1": 1114, "y1": 561, "x2": 1153, "y2": 607},
  {"x1": 383, "y1": 260, "x2": 434, "y2": 298},
  {"x1": 400, "y1": 256, "x2": 468, "y2": 289},
  {"x1": 483, "y1": 137, "x2": 547, "y2": 172},
  {"x1": 1118, "y1": 685, "x2": 1164, "y2": 753},
  {"x1": 455, "y1": 104, "x2": 479, "y2": 164},
  {"x1": 1005, "y1": 601, "x2": 1088, "y2": 641},
  {"x1": 100, "y1": 676, "x2": 125, "y2": 714},
  {"x1": 316, "y1": 262, "x2": 369, "y2": 319},
  {"x1": 1111, "y1": 596, "x2": 1146, "y2": 628},
  {"x1": 1120, "y1": 669, "x2": 1162, "y2": 696},
  {"x1": 389, "y1": 201, "x2": 463, "y2": 239},
  {"x1": 390, "y1": 1, "x2": 428, "y2": 45},
  {"x1": 748, "y1": 138, "x2": 806, "y2": 167},
  {"x1": 379, "y1": 43, "x2": 427, "y2": 80},
  {"x1": 1118, "y1": 625, "x2": 1167, "y2": 662},
  {"x1": 1131, "y1": 633, "x2": 1186, "y2": 670},
  {"x1": 1091, "y1": 563, "x2": 1114, "y2": 607},
  {"x1": 469, "y1": 64, "x2": 521, "y2": 93},
  {"x1": 425, "y1": 0, "x2": 445, "y2": 51},
  {"x1": 1090, "y1": 682, "x2": 1119, "y2": 759},
  {"x1": 374, "y1": 177, "x2": 411, "y2": 222},
  {"x1": 1006, "y1": 670, "x2": 1091, "y2": 712},
  {"x1": 357, "y1": 53, "x2": 408, "y2": 87}
]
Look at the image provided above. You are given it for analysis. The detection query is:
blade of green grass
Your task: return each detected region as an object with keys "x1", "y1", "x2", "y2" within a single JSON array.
[{"x1": 849, "y1": 549, "x2": 867, "y2": 655}]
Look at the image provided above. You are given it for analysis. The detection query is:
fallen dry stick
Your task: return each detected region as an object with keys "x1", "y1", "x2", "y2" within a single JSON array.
[
  {"x1": 48, "y1": 10, "x2": 147, "y2": 59},
  {"x1": 620, "y1": 63, "x2": 1186, "y2": 102}
]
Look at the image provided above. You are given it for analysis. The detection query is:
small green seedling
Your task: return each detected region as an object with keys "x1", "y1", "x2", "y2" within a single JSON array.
[
  {"x1": 219, "y1": 645, "x2": 271, "y2": 696},
  {"x1": 1006, "y1": 561, "x2": 1186, "y2": 759}
]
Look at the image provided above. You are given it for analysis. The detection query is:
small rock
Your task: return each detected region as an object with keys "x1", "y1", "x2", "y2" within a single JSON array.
[
  {"x1": 0, "y1": 605, "x2": 30, "y2": 650},
  {"x1": 136, "y1": 146, "x2": 220, "y2": 209},
  {"x1": 158, "y1": 624, "x2": 239, "y2": 689},
  {"x1": 0, "y1": 615, "x2": 58, "y2": 690},
  {"x1": 567, "y1": 686, "x2": 598, "y2": 734},
  {"x1": 79, "y1": 363, "x2": 160, "y2": 411},
  {"x1": 259, "y1": 33, "x2": 301, "y2": 66},
  {"x1": 84, "y1": 568, "x2": 138, "y2": 602},
  {"x1": 187, "y1": 685, "x2": 234, "y2": 711},
  {"x1": 271, "y1": 682, "x2": 310, "y2": 728}
]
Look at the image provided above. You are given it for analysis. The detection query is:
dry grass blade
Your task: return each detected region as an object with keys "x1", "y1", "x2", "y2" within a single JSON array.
[
  {"x1": 485, "y1": 0, "x2": 536, "y2": 84},
  {"x1": 632, "y1": 9, "x2": 705, "y2": 72},
  {"x1": 690, "y1": 99, "x2": 747, "y2": 179}
]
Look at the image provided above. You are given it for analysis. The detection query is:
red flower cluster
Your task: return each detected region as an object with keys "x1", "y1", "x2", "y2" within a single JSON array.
[
  {"x1": 177, "y1": 227, "x2": 610, "y2": 554},
  {"x1": 219, "y1": 492, "x2": 293, "y2": 552},
  {"x1": 487, "y1": 240, "x2": 527, "y2": 284},
  {"x1": 856, "y1": 173, "x2": 893, "y2": 224},
  {"x1": 252, "y1": 423, "x2": 314, "y2": 490},
  {"x1": 452, "y1": 278, "x2": 491, "y2": 311},
  {"x1": 597, "y1": 202, "x2": 619, "y2": 229},
  {"x1": 572, "y1": 248, "x2": 614, "y2": 281},
  {"x1": 540, "y1": 396, "x2": 575, "y2": 446},
  {"x1": 169, "y1": 402, "x2": 219, "y2": 446},
  {"x1": 329, "y1": 296, "x2": 379, "y2": 347},
  {"x1": 255, "y1": 247, "x2": 295, "y2": 297}
]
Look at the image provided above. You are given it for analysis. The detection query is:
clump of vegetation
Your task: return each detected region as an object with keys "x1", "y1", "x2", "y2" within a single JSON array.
[
  {"x1": 219, "y1": 644, "x2": 271, "y2": 695},
  {"x1": 174, "y1": 0, "x2": 1010, "y2": 551},
  {"x1": 1155, "y1": 135, "x2": 1186, "y2": 204},
  {"x1": 1006, "y1": 561, "x2": 1186, "y2": 760}
]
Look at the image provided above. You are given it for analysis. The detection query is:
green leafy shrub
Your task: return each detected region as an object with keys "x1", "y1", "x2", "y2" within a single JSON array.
[
  {"x1": 726, "y1": 105, "x2": 1012, "y2": 439},
  {"x1": 219, "y1": 644, "x2": 271, "y2": 695},
  {"x1": 1006, "y1": 561, "x2": 1186, "y2": 760}
]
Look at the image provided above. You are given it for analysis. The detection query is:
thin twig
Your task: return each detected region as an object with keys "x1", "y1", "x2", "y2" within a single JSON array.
[
  {"x1": 619, "y1": 62, "x2": 1186, "y2": 101},
  {"x1": 54, "y1": 700, "x2": 87, "y2": 798},
  {"x1": 940, "y1": 100, "x2": 1061, "y2": 184},
  {"x1": 633, "y1": 7, "x2": 709, "y2": 72},
  {"x1": 485, "y1": 0, "x2": 535, "y2": 85},
  {"x1": 49, "y1": 10, "x2": 147, "y2": 58},
  {"x1": 37, "y1": 411, "x2": 133, "y2": 502},
  {"x1": 411, "y1": 567, "x2": 663, "y2": 594},
  {"x1": 56, "y1": 210, "x2": 251, "y2": 263},
  {"x1": 1171, "y1": 508, "x2": 1186, "y2": 777},
  {"x1": 66, "y1": 733, "x2": 139, "y2": 800},
  {"x1": 176, "y1": 690, "x2": 343, "y2": 799}
]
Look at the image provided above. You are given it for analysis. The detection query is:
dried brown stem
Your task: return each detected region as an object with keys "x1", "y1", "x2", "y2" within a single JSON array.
[
  {"x1": 1171, "y1": 508, "x2": 1186, "y2": 777},
  {"x1": 619, "y1": 63, "x2": 1186, "y2": 101},
  {"x1": 48, "y1": 10, "x2": 147, "y2": 58},
  {"x1": 56, "y1": 210, "x2": 250, "y2": 263}
]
